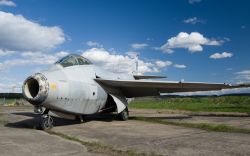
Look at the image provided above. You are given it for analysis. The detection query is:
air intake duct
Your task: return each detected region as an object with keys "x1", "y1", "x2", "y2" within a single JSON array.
[{"x1": 22, "y1": 73, "x2": 49, "y2": 105}]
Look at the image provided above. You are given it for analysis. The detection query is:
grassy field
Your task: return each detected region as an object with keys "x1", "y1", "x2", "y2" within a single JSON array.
[
  {"x1": 130, "y1": 116, "x2": 250, "y2": 134},
  {"x1": 129, "y1": 96, "x2": 250, "y2": 113},
  {"x1": 0, "y1": 98, "x2": 16, "y2": 105}
]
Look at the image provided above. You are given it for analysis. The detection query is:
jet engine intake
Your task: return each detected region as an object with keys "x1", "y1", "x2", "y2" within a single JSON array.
[{"x1": 23, "y1": 73, "x2": 49, "y2": 105}]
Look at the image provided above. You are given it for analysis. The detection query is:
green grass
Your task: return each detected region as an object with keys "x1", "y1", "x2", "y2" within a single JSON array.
[
  {"x1": 47, "y1": 130, "x2": 160, "y2": 156},
  {"x1": 0, "y1": 114, "x2": 8, "y2": 125},
  {"x1": 131, "y1": 116, "x2": 250, "y2": 134},
  {"x1": 0, "y1": 98, "x2": 16, "y2": 105},
  {"x1": 129, "y1": 96, "x2": 250, "y2": 113},
  {"x1": 0, "y1": 119, "x2": 8, "y2": 125}
]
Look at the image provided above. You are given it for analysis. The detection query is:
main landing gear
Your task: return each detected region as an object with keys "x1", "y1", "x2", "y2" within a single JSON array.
[
  {"x1": 118, "y1": 107, "x2": 129, "y2": 121},
  {"x1": 75, "y1": 115, "x2": 86, "y2": 123},
  {"x1": 40, "y1": 109, "x2": 53, "y2": 130}
]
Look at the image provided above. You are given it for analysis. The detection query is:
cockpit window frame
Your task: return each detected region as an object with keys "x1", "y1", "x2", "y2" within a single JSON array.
[
  {"x1": 76, "y1": 56, "x2": 92, "y2": 65},
  {"x1": 55, "y1": 54, "x2": 92, "y2": 68}
]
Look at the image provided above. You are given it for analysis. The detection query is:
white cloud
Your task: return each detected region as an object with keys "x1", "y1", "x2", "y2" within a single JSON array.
[
  {"x1": 0, "y1": 49, "x2": 15, "y2": 56},
  {"x1": 183, "y1": 17, "x2": 203, "y2": 24},
  {"x1": 0, "y1": 11, "x2": 65, "y2": 52},
  {"x1": 20, "y1": 51, "x2": 67, "y2": 64},
  {"x1": 131, "y1": 43, "x2": 148, "y2": 50},
  {"x1": 1, "y1": 83, "x2": 17, "y2": 88},
  {"x1": 0, "y1": 80, "x2": 24, "y2": 93},
  {"x1": 224, "y1": 37, "x2": 231, "y2": 42},
  {"x1": 54, "y1": 51, "x2": 69, "y2": 58},
  {"x1": 174, "y1": 64, "x2": 187, "y2": 69},
  {"x1": 0, "y1": 59, "x2": 31, "y2": 71},
  {"x1": 209, "y1": 52, "x2": 233, "y2": 59},
  {"x1": 86, "y1": 41, "x2": 102, "y2": 47},
  {"x1": 0, "y1": 0, "x2": 16, "y2": 7},
  {"x1": 188, "y1": 0, "x2": 202, "y2": 4},
  {"x1": 158, "y1": 32, "x2": 222, "y2": 53},
  {"x1": 0, "y1": 51, "x2": 68, "y2": 71},
  {"x1": 82, "y1": 47, "x2": 170, "y2": 74},
  {"x1": 155, "y1": 60, "x2": 172, "y2": 68},
  {"x1": 234, "y1": 70, "x2": 250, "y2": 82}
]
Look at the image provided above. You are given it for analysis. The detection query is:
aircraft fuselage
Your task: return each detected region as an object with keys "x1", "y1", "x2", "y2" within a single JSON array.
[{"x1": 23, "y1": 64, "x2": 134, "y2": 116}]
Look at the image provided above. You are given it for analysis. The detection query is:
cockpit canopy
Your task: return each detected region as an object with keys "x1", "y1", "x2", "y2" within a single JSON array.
[{"x1": 55, "y1": 54, "x2": 92, "y2": 67}]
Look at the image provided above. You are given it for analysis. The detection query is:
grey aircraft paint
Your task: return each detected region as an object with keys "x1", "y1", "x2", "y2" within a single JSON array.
[{"x1": 22, "y1": 54, "x2": 247, "y2": 128}]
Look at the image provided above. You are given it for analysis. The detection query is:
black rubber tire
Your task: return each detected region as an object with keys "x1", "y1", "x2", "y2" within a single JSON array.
[
  {"x1": 40, "y1": 115, "x2": 53, "y2": 130},
  {"x1": 118, "y1": 108, "x2": 129, "y2": 121}
]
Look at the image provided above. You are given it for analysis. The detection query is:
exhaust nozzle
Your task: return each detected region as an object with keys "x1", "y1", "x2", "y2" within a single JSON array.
[{"x1": 22, "y1": 73, "x2": 49, "y2": 105}]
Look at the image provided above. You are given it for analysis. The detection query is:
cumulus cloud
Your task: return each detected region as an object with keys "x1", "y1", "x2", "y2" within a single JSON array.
[
  {"x1": 234, "y1": 70, "x2": 250, "y2": 82},
  {"x1": 174, "y1": 64, "x2": 187, "y2": 69},
  {"x1": 20, "y1": 51, "x2": 69, "y2": 64},
  {"x1": 131, "y1": 43, "x2": 148, "y2": 50},
  {"x1": 0, "y1": 51, "x2": 68, "y2": 71},
  {"x1": 188, "y1": 0, "x2": 202, "y2": 4},
  {"x1": 0, "y1": 59, "x2": 32, "y2": 71},
  {"x1": 54, "y1": 51, "x2": 69, "y2": 58},
  {"x1": 0, "y1": 49, "x2": 16, "y2": 56},
  {"x1": 82, "y1": 47, "x2": 170, "y2": 74},
  {"x1": 209, "y1": 52, "x2": 233, "y2": 59},
  {"x1": 155, "y1": 60, "x2": 172, "y2": 68},
  {"x1": 126, "y1": 51, "x2": 139, "y2": 58},
  {"x1": 85, "y1": 41, "x2": 102, "y2": 47},
  {"x1": 0, "y1": 83, "x2": 17, "y2": 92},
  {"x1": 158, "y1": 32, "x2": 222, "y2": 53},
  {"x1": 0, "y1": 0, "x2": 15, "y2": 7},
  {"x1": 0, "y1": 11, "x2": 65, "y2": 52},
  {"x1": 183, "y1": 17, "x2": 203, "y2": 24}
]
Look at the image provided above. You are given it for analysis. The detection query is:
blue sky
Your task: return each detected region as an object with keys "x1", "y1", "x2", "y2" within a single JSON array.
[{"x1": 0, "y1": 0, "x2": 250, "y2": 92}]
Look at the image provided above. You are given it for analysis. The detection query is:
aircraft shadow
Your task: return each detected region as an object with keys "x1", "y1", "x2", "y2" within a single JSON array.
[
  {"x1": 12, "y1": 112, "x2": 40, "y2": 118},
  {"x1": 85, "y1": 113, "x2": 119, "y2": 122},
  {"x1": 5, "y1": 112, "x2": 191, "y2": 129},
  {"x1": 5, "y1": 112, "x2": 119, "y2": 129}
]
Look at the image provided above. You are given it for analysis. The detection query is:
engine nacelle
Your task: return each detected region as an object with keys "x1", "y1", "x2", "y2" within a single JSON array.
[{"x1": 23, "y1": 73, "x2": 49, "y2": 105}]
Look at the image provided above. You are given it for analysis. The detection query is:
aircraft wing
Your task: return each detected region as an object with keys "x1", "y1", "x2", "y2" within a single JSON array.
[
  {"x1": 94, "y1": 78, "x2": 231, "y2": 98},
  {"x1": 133, "y1": 75, "x2": 166, "y2": 80}
]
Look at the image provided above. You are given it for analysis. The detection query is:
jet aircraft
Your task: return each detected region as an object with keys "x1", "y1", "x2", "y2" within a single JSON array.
[{"x1": 22, "y1": 54, "x2": 244, "y2": 130}]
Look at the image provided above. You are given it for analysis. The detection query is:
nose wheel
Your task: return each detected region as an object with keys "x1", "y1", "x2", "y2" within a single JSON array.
[{"x1": 40, "y1": 114, "x2": 53, "y2": 130}]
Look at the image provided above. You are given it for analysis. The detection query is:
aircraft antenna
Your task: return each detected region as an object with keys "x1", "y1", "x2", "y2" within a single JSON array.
[
  {"x1": 135, "y1": 53, "x2": 139, "y2": 74},
  {"x1": 127, "y1": 52, "x2": 139, "y2": 74}
]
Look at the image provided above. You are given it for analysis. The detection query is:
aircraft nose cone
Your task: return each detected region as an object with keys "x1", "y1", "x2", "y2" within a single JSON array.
[{"x1": 22, "y1": 73, "x2": 49, "y2": 105}]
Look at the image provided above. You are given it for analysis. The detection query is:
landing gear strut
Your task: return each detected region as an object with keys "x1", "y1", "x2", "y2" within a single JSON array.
[
  {"x1": 40, "y1": 109, "x2": 53, "y2": 130},
  {"x1": 118, "y1": 107, "x2": 129, "y2": 121},
  {"x1": 75, "y1": 115, "x2": 85, "y2": 123}
]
